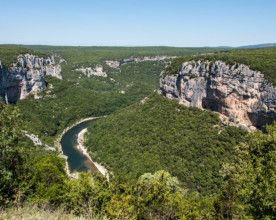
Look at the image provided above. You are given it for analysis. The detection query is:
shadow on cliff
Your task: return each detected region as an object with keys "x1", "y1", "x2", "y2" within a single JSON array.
[
  {"x1": 5, "y1": 82, "x2": 22, "y2": 103},
  {"x1": 0, "y1": 65, "x2": 22, "y2": 104},
  {"x1": 248, "y1": 111, "x2": 276, "y2": 130}
]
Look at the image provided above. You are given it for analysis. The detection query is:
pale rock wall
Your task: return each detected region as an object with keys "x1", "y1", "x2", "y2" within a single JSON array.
[
  {"x1": 75, "y1": 65, "x2": 107, "y2": 77},
  {"x1": 160, "y1": 60, "x2": 276, "y2": 130},
  {"x1": 0, "y1": 54, "x2": 62, "y2": 103},
  {"x1": 106, "y1": 55, "x2": 177, "y2": 68}
]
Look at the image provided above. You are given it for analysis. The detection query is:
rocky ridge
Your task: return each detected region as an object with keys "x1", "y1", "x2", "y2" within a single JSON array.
[
  {"x1": 75, "y1": 65, "x2": 107, "y2": 77},
  {"x1": 106, "y1": 55, "x2": 177, "y2": 68},
  {"x1": 160, "y1": 60, "x2": 276, "y2": 130},
  {"x1": 0, "y1": 54, "x2": 62, "y2": 103}
]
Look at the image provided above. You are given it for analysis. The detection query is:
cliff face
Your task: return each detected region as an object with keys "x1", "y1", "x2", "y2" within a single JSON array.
[
  {"x1": 0, "y1": 54, "x2": 62, "y2": 103},
  {"x1": 75, "y1": 65, "x2": 107, "y2": 77},
  {"x1": 160, "y1": 60, "x2": 276, "y2": 130},
  {"x1": 106, "y1": 56, "x2": 177, "y2": 68}
]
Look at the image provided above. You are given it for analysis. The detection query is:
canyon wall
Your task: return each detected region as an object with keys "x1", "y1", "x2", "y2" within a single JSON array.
[
  {"x1": 0, "y1": 54, "x2": 62, "y2": 103},
  {"x1": 106, "y1": 56, "x2": 177, "y2": 68},
  {"x1": 75, "y1": 65, "x2": 107, "y2": 77},
  {"x1": 160, "y1": 60, "x2": 276, "y2": 130}
]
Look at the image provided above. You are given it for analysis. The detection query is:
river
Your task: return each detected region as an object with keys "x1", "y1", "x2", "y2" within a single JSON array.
[{"x1": 60, "y1": 120, "x2": 99, "y2": 173}]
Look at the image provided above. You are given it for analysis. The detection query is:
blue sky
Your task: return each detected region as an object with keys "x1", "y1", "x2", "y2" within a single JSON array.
[{"x1": 0, "y1": 0, "x2": 275, "y2": 46}]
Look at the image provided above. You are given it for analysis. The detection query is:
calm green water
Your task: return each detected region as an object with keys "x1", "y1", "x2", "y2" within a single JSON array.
[{"x1": 60, "y1": 120, "x2": 98, "y2": 173}]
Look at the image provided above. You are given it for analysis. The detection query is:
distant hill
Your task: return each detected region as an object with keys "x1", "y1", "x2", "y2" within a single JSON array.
[
  {"x1": 200, "y1": 43, "x2": 276, "y2": 49},
  {"x1": 238, "y1": 43, "x2": 276, "y2": 49}
]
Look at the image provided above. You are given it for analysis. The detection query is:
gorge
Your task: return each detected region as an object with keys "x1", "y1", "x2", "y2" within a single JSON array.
[{"x1": 1, "y1": 45, "x2": 275, "y2": 219}]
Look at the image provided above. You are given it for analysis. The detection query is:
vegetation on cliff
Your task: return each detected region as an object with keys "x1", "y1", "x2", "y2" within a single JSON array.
[
  {"x1": 165, "y1": 46, "x2": 276, "y2": 85},
  {"x1": 0, "y1": 45, "x2": 46, "y2": 66}
]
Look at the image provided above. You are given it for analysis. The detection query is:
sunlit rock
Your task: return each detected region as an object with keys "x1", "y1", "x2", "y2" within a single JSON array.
[{"x1": 160, "y1": 60, "x2": 276, "y2": 130}]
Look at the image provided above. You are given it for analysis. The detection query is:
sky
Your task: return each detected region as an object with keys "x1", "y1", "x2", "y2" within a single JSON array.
[{"x1": 0, "y1": 0, "x2": 275, "y2": 47}]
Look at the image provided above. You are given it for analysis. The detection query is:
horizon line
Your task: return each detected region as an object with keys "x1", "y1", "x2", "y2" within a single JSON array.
[{"x1": 1, "y1": 43, "x2": 276, "y2": 48}]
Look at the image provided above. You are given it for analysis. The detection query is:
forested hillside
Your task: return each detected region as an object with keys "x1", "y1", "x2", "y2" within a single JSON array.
[
  {"x1": 85, "y1": 94, "x2": 246, "y2": 194},
  {"x1": 16, "y1": 61, "x2": 163, "y2": 144},
  {"x1": 1, "y1": 102, "x2": 274, "y2": 219}
]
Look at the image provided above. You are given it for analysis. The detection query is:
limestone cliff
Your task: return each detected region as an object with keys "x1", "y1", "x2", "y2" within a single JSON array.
[
  {"x1": 106, "y1": 56, "x2": 177, "y2": 68},
  {"x1": 75, "y1": 65, "x2": 107, "y2": 77},
  {"x1": 160, "y1": 60, "x2": 276, "y2": 130},
  {"x1": 0, "y1": 54, "x2": 62, "y2": 103}
]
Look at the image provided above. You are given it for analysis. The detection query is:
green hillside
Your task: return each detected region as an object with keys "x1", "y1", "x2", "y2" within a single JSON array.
[
  {"x1": 85, "y1": 94, "x2": 246, "y2": 194},
  {"x1": 16, "y1": 61, "x2": 163, "y2": 144}
]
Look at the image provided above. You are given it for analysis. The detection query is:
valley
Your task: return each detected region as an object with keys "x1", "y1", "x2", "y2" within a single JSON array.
[
  {"x1": 1, "y1": 0, "x2": 275, "y2": 218},
  {"x1": 0, "y1": 45, "x2": 275, "y2": 219},
  {"x1": 4, "y1": 46, "x2": 220, "y2": 145}
]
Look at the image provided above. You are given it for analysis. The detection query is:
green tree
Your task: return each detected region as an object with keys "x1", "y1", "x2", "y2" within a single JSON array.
[
  {"x1": 22, "y1": 154, "x2": 67, "y2": 205},
  {"x1": 135, "y1": 170, "x2": 185, "y2": 219},
  {"x1": 63, "y1": 173, "x2": 110, "y2": 216},
  {"x1": 217, "y1": 124, "x2": 276, "y2": 219},
  {"x1": 246, "y1": 124, "x2": 276, "y2": 218},
  {"x1": 0, "y1": 104, "x2": 24, "y2": 205}
]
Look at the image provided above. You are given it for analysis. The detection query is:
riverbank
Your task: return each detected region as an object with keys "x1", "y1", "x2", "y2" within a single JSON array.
[{"x1": 77, "y1": 128, "x2": 109, "y2": 179}]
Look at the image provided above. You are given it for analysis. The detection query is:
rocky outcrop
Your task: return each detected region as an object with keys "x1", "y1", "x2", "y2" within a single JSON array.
[
  {"x1": 0, "y1": 54, "x2": 62, "y2": 103},
  {"x1": 106, "y1": 56, "x2": 177, "y2": 68},
  {"x1": 160, "y1": 60, "x2": 276, "y2": 130},
  {"x1": 23, "y1": 131, "x2": 55, "y2": 151},
  {"x1": 75, "y1": 65, "x2": 107, "y2": 77},
  {"x1": 105, "y1": 60, "x2": 121, "y2": 69}
]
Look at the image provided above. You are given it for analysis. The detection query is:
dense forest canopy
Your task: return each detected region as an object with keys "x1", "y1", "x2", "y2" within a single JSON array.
[
  {"x1": 85, "y1": 94, "x2": 247, "y2": 194},
  {"x1": 0, "y1": 103, "x2": 274, "y2": 219}
]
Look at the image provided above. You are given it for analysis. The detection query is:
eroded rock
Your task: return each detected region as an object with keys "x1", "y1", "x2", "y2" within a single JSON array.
[
  {"x1": 75, "y1": 65, "x2": 107, "y2": 77},
  {"x1": 23, "y1": 131, "x2": 55, "y2": 151},
  {"x1": 106, "y1": 56, "x2": 177, "y2": 68},
  {"x1": 160, "y1": 60, "x2": 276, "y2": 130},
  {"x1": 0, "y1": 54, "x2": 62, "y2": 103}
]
